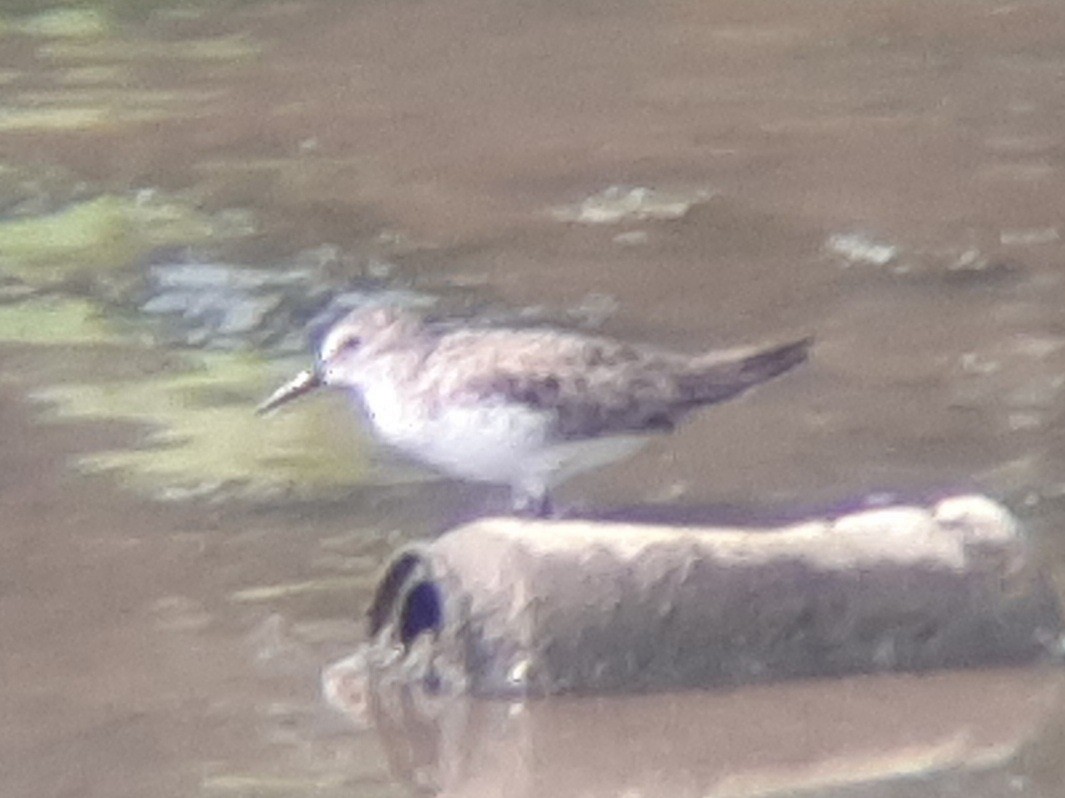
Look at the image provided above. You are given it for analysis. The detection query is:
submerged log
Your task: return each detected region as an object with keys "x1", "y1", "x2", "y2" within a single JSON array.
[{"x1": 361, "y1": 495, "x2": 1063, "y2": 697}]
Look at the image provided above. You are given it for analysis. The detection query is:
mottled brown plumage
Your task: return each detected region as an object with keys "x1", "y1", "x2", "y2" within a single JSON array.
[{"x1": 423, "y1": 326, "x2": 811, "y2": 439}]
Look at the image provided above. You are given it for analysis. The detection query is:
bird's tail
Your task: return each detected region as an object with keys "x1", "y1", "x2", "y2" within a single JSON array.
[{"x1": 677, "y1": 336, "x2": 812, "y2": 406}]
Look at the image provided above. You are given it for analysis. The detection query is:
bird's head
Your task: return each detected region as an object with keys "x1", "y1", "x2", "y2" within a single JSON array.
[{"x1": 256, "y1": 305, "x2": 423, "y2": 414}]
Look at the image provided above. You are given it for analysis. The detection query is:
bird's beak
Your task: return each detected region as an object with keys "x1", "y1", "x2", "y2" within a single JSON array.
[{"x1": 256, "y1": 368, "x2": 322, "y2": 415}]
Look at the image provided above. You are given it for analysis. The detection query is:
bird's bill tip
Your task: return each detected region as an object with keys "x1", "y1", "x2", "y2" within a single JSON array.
[{"x1": 256, "y1": 369, "x2": 321, "y2": 415}]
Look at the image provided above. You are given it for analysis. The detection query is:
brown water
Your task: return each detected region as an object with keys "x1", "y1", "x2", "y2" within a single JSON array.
[{"x1": 5, "y1": 0, "x2": 1065, "y2": 795}]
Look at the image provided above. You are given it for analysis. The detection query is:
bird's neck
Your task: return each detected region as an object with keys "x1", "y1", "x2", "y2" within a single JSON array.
[{"x1": 352, "y1": 349, "x2": 430, "y2": 443}]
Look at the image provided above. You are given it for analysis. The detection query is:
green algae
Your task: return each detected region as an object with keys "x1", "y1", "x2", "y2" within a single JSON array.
[
  {"x1": 0, "y1": 86, "x2": 216, "y2": 131},
  {"x1": 0, "y1": 194, "x2": 233, "y2": 286},
  {"x1": 14, "y1": 8, "x2": 109, "y2": 38},
  {"x1": 0, "y1": 106, "x2": 115, "y2": 131},
  {"x1": 39, "y1": 33, "x2": 260, "y2": 62},
  {"x1": 16, "y1": 88, "x2": 223, "y2": 107},
  {"x1": 54, "y1": 64, "x2": 128, "y2": 84},
  {"x1": 0, "y1": 296, "x2": 383, "y2": 499},
  {"x1": 31, "y1": 351, "x2": 378, "y2": 498},
  {"x1": 0, "y1": 295, "x2": 119, "y2": 344}
]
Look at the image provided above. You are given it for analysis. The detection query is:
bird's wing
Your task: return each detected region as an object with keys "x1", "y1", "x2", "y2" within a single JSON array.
[
  {"x1": 422, "y1": 329, "x2": 812, "y2": 439},
  {"x1": 421, "y1": 329, "x2": 701, "y2": 439},
  {"x1": 677, "y1": 336, "x2": 813, "y2": 405}
]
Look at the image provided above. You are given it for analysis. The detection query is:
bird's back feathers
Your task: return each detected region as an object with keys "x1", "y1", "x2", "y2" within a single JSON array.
[{"x1": 417, "y1": 328, "x2": 811, "y2": 439}]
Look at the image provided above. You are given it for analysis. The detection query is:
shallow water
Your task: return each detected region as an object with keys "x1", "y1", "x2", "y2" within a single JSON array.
[{"x1": 5, "y1": 0, "x2": 1065, "y2": 795}]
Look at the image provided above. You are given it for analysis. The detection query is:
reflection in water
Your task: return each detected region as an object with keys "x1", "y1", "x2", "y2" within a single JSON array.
[{"x1": 327, "y1": 663, "x2": 1062, "y2": 798}]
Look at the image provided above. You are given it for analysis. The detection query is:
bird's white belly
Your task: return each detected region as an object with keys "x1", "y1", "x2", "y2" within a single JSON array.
[
  {"x1": 360, "y1": 385, "x2": 647, "y2": 488},
  {"x1": 405, "y1": 403, "x2": 555, "y2": 484}
]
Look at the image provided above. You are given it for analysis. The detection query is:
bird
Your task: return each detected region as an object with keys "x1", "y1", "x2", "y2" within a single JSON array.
[{"x1": 258, "y1": 306, "x2": 811, "y2": 515}]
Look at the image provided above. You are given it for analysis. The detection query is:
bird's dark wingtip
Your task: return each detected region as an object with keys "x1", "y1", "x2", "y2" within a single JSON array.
[
  {"x1": 767, "y1": 333, "x2": 814, "y2": 367},
  {"x1": 735, "y1": 334, "x2": 814, "y2": 386},
  {"x1": 792, "y1": 334, "x2": 815, "y2": 360}
]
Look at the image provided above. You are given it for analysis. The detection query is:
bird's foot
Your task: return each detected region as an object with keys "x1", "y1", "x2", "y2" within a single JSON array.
[{"x1": 512, "y1": 491, "x2": 555, "y2": 518}]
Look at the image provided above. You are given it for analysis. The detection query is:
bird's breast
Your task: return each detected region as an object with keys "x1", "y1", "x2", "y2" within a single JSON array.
[{"x1": 358, "y1": 380, "x2": 420, "y2": 444}]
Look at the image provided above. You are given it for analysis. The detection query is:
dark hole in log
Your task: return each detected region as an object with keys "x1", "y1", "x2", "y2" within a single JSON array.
[
  {"x1": 400, "y1": 581, "x2": 443, "y2": 648},
  {"x1": 367, "y1": 551, "x2": 422, "y2": 636}
]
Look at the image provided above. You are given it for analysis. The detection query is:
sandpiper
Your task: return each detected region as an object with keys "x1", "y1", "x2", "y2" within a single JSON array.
[{"x1": 258, "y1": 306, "x2": 811, "y2": 514}]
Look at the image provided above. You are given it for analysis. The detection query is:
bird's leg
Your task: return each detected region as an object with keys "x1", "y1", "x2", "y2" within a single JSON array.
[{"x1": 512, "y1": 485, "x2": 554, "y2": 518}]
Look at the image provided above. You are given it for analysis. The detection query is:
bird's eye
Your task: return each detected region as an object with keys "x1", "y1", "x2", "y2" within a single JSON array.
[{"x1": 341, "y1": 336, "x2": 361, "y2": 352}]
